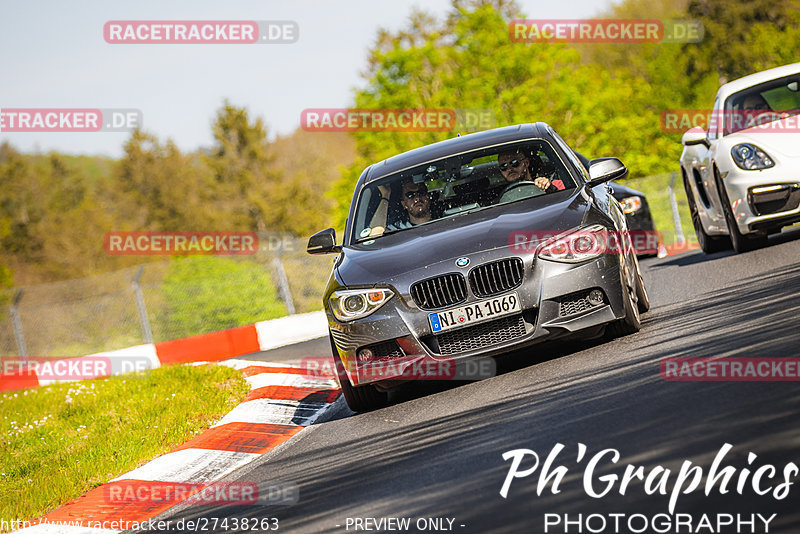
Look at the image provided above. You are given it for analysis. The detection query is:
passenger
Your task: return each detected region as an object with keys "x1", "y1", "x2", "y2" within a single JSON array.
[{"x1": 368, "y1": 179, "x2": 432, "y2": 236}]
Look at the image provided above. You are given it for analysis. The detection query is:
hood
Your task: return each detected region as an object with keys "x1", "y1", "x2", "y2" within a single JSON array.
[
  {"x1": 336, "y1": 188, "x2": 591, "y2": 286},
  {"x1": 732, "y1": 116, "x2": 800, "y2": 159}
]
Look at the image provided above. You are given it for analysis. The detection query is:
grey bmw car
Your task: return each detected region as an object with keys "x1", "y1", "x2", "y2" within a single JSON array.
[{"x1": 308, "y1": 123, "x2": 649, "y2": 411}]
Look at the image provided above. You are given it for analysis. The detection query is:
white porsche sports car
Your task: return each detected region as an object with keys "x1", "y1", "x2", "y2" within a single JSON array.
[{"x1": 680, "y1": 62, "x2": 800, "y2": 253}]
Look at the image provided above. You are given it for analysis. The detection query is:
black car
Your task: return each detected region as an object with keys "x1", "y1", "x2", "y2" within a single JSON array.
[
  {"x1": 609, "y1": 182, "x2": 660, "y2": 256},
  {"x1": 575, "y1": 152, "x2": 660, "y2": 256},
  {"x1": 308, "y1": 123, "x2": 650, "y2": 411}
]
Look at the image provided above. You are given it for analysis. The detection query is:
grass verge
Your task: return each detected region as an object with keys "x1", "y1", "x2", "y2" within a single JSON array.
[
  {"x1": 622, "y1": 172, "x2": 694, "y2": 246},
  {"x1": 0, "y1": 364, "x2": 249, "y2": 527},
  {"x1": 154, "y1": 256, "x2": 288, "y2": 341}
]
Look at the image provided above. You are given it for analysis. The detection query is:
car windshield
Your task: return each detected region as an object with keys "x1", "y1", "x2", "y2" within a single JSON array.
[
  {"x1": 724, "y1": 74, "x2": 800, "y2": 135},
  {"x1": 351, "y1": 140, "x2": 576, "y2": 242}
]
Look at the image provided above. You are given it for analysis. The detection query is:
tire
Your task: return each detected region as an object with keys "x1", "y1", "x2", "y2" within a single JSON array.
[
  {"x1": 714, "y1": 168, "x2": 767, "y2": 253},
  {"x1": 683, "y1": 175, "x2": 730, "y2": 253},
  {"x1": 329, "y1": 333, "x2": 388, "y2": 412},
  {"x1": 607, "y1": 261, "x2": 642, "y2": 337},
  {"x1": 632, "y1": 254, "x2": 650, "y2": 314}
]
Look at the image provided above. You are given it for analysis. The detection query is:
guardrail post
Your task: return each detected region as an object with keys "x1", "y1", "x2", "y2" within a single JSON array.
[
  {"x1": 10, "y1": 289, "x2": 27, "y2": 362},
  {"x1": 668, "y1": 171, "x2": 686, "y2": 244},
  {"x1": 133, "y1": 266, "x2": 154, "y2": 344},
  {"x1": 273, "y1": 240, "x2": 296, "y2": 315}
]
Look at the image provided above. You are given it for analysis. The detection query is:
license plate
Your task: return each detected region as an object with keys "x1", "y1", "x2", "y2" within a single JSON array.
[{"x1": 429, "y1": 292, "x2": 521, "y2": 333}]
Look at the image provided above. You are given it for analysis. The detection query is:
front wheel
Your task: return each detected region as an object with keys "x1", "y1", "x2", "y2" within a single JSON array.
[
  {"x1": 329, "y1": 333, "x2": 388, "y2": 412},
  {"x1": 632, "y1": 256, "x2": 650, "y2": 314},
  {"x1": 607, "y1": 266, "x2": 642, "y2": 337},
  {"x1": 714, "y1": 168, "x2": 767, "y2": 253}
]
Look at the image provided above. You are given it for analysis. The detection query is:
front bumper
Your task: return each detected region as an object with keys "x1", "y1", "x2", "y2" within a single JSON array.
[
  {"x1": 328, "y1": 253, "x2": 625, "y2": 386},
  {"x1": 723, "y1": 167, "x2": 800, "y2": 234}
]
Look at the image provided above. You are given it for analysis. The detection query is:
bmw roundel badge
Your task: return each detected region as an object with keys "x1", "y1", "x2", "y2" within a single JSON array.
[{"x1": 455, "y1": 257, "x2": 470, "y2": 267}]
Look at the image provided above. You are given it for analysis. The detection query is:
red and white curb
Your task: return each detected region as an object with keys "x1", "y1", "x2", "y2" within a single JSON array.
[
  {"x1": 13, "y1": 360, "x2": 340, "y2": 534},
  {"x1": 1, "y1": 311, "x2": 328, "y2": 392}
]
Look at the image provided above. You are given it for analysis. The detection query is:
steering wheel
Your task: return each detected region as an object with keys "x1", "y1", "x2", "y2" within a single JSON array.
[{"x1": 498, "y1": 181, "x2": 546, "y2": 203}]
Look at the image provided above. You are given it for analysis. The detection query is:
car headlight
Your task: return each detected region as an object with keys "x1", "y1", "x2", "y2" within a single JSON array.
[
  {"x1": 537, "y1": 225, "x2": 610, "y2": 263},
  {"x1": 619, "y1": 196, "x2": 643, "y2": 214},
  {"x1": 731, "y1": 143, "x2": 775, "y2": 170},
  {"x1": 329, "y1": 288, "x2": 394, "y2": 322}
]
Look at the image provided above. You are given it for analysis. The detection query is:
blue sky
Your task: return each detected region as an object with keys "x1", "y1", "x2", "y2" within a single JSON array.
[{"x1": 0, "y1": 0, "x2": 609, "y2": 157}]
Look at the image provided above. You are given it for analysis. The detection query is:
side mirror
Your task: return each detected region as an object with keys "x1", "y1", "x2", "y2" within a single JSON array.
[
  {"x1": 307, "y1": 228, "x2": 342, "y2": 255},
  {"x1": 682, "y1": 127, "x2": 710, "y2": 148},
  {"x1": 587, "y1": 157, "x2": 628, "y2": 185}
]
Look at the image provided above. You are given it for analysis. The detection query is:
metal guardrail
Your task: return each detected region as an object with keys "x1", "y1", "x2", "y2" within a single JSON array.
[{"x1": 0, "y1": 234, "x2": 330, "y2": 358}]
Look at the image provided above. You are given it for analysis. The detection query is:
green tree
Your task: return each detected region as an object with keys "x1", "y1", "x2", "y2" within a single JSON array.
[
  {"x1": 205, "y1": 101, "x2": 278, "y2": 231},
  {"x1": 582, "y1": 0, "x2": 800, "y2": 155},
  {"x1": 206, "y1": 101, "x2": 345, "y2": 236},
  {"x1": 0, "y1": 143, "x2": 43, "y2": 260},
  {"x1": 0, "y1": 165, "x2": 12, "y2": 299},
  {"x1": 113, "y1": 129, "x2": 216, "y2": 232},
  {"x1": 1, "y1": 144, "x2": 132, "y2": 280},
  {"x1": 270, "y1": 130, "x2": 355, "y2": 236},
  {"x1": 684, "y1": 0, "x2": 800, "y2": 99},
  {"x1": 330, "y1": 0, "x2": 677, "y2": 227}
]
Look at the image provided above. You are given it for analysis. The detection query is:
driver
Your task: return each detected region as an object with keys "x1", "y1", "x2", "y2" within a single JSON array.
[
  {"x1": 739, "y1": 94, "x2": 775, "y2": 129},
  {"x1": 497, "y1": 149, "x2": 565, "y2": 194},
  {"x1": 742, "y1": 94, "x2": 771, "y2": 111}
]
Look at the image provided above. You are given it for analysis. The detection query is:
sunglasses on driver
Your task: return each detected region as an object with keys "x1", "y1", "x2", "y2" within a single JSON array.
[
  {"x1": 404, "y1": 189, "x2": 428, "y2": 199},
  {"x1": 499, "y1": 159, "x2": 524, "y2": 171}
]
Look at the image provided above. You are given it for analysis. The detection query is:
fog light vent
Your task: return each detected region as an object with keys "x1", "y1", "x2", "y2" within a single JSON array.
[
  {"x1": 587, "y1": 289, "x2": 605, "y2": 306},
  {"x1": 357, "y1": 348, "x2": 374, "y2": 362},
  {"x1": 558, "y1": 289, "x2": 606, "y2": 317},
  {"x1": 357, "y1": 340, "x2": 405, "y2": 363}
]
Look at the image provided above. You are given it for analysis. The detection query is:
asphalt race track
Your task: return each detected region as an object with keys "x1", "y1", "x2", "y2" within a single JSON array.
[{"x1": 144, "y1": 227, "x2": 800, "y2": 534}]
